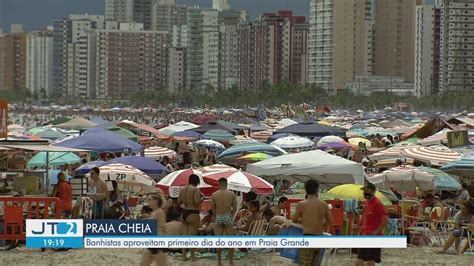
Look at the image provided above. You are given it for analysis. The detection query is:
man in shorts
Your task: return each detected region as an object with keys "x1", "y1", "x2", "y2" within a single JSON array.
[
  {"x1": 356, "y1": 182, "x2": 388, "y2": 266},
  {"x1": 211, "y1": 178, "x2": 237, "y2": 266}
]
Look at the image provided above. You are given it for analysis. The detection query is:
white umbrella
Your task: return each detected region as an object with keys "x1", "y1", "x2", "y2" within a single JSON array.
[
  {"x1": 316, "y1": 135, "x2": 346, "y2": 147},
  {"x1": 270, "y1": 135, "x2": 314, "y2": 149},
  {"x1": 369, "y1": 165, "x2": 435, "y2": 192},
  {"x1": 144, "y1": 146, "x2": 176, "y2": 160},
  {"x1": 93, "y1": 163, "x2": 155, "y2": 187},
  {"x1": 158, "y1": 121, "x2": 199, "y2": 134},
  {"x1": 193, "y1": 139, "x2": 226, "y2": 150}
]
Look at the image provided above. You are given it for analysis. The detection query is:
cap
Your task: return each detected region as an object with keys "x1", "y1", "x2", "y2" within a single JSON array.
[{"x1": 361, "y1": 182, "x2": 377, "y2": 191}]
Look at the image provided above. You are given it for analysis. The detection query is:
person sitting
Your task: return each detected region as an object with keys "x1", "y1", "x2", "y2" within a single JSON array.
[
  {"x1": 263, "y1": 209, "x2": 290, "y2": 235},
  {"x1": 199, "y1": 210, "x2": 215, "y2": 235},
  {"x1": 237, "y1": 200, "x2": 262, "y2": 233},
  {"x1": 271, "y1": 197, "x2": 288, "y2": 216},
  {"x1": 436, "y1": 202, "x2": 473, "y2": 254},
  {"x1": 443, "y1": 183, "x2": 471, "y2": 207}
]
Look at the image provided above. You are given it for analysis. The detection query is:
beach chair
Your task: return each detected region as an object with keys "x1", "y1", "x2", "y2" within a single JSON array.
[
  {"x1": 237, "y1": 220, "x2": 268, "y2": 254},
  {"x1": 459, "y1": 223, "x2": 474, "y2": 254}
]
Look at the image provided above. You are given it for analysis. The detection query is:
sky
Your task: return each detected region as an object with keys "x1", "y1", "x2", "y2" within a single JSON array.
[{"x1": 0, "y1": 0, "x2": 311, "y2": 31}]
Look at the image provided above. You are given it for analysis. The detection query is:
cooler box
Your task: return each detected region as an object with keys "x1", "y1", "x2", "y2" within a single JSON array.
[{"x1": 279, "y1": 225, "x2": 303, "y2": 261}]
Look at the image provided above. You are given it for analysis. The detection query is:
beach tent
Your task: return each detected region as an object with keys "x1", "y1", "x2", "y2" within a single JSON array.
[
  {"x1": 53, "y1": 128, "x2": 143, "y2": 153},
  {"x1": 191, "y1": 120, "x2": 248, "y2": 134},
  {"x1": 246, "y1": 150, "x2": 366, "y2": 187},
  {"x1": 55, "y1": 117, "x2": 97, "y2": 130},
  {"x1": 274, "y1": 121, "x2": 346, "y2": 138}
]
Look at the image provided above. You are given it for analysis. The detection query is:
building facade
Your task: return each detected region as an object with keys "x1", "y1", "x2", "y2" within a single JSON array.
[
  {"x1": 213, "y1": 0, "x2": 230, "y2": 11},
  {"x1": 105, "y1": 0, "x2": 134, "y2": 23},
  {"x1": 374, "y1": 0, "x2": 422, "y2": 83},
  {"x1": 415, "y1": 4, "x2": 441, "y2": 97},
  {"x1": 88, "y1": 25, "x2": 170, "y2": 98},
  {"x1": 168, "y1": 47, "x2": 186, "y2": 92},
  {"x1": 308, "y1": 0, "x2": 374, "y2": 92},
  {"x1": 151, "y1": 2, "x2": 188, "y2": 32},
  {"x1": 26, "y1": 29, "x2": 54, "y2": 96},
  {"x1": 0, "y1": 30, "x2": 28, "y2": 91},
  {"x1": 239, "y1": 11, "x2": 308, "y2": 90},
  {"x1": 438, "y1": 0, "x2": 474, "y2": 92},
  {"x1": 52, "y1": 14, "x2": 105, "y2": 97},
  {"x1": 346, "y1": 75, "x2": 415, "y2": 96},
  {"x1": 219, "y1": 10, "x2": 245, "y2": 89},
  {"x1": 133, "y1": 0, "x2": 153, "y2": 30}
]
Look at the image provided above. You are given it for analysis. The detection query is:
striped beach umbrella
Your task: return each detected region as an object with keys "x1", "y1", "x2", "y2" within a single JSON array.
[
  {"x1": 201, "y1": 163, "x2": 237, "y2": 173},
  {"x1": 369, "y1": 165, "x2": 435, "y2": 192},
  {"x1": 400, "y1": 145, "x2": 462, "y2": 166},
  {"x1": 144, "y1": 146, "x2": 176, "y2": 160},
  {"x1": 203, "y1": 170, "x2": 273, "y2": 194},
  {"x1": 369, "y1": 145, "x2": 421, "y2": 161},
  {"x1": 440, "y1": 156, "x2": 474, "y2": 177},
  {"x1": 95, "y1": 163, "x2": 155, "y2": 187},
  {"x1": 157, "y1": 169, "x2": 215, "y2": 197}
]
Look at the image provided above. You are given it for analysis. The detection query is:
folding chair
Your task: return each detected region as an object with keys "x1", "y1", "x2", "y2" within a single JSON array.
[
  {"x1": 459, "y1": 224, "x2": 473, "y2": 254},
  {"x1": 237, "y1": 220, "x2": 268, "y2": 254}
]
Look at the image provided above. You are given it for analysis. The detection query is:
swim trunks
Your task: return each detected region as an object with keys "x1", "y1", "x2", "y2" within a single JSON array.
[{"x1": 215, "y1": 214, "x2": 234, "y2": 225}]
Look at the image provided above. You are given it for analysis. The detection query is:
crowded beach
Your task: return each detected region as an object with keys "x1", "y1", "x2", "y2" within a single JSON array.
[{"x1": 1, "y1": 105, "x2": 474, "y2": 265}]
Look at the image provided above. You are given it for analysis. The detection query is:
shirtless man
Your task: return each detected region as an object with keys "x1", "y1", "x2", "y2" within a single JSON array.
[
  {"x1": 141, "y1": 191, "x2": 168, "y2": 266},
  {"x1": 211, "y1": 178, "x2": 237, "y2": 266},
  {"x1": 271, "y1": 197, "x2": 288, "y2": 216},
  {"x1": 292, "y1": 179, "x2": 333, "y2": 266},
  {"x1": 178, "y1": 174, "x2": 203, "y2": 261},
  {"x1": 166, "y1": 211, "x2": 184, "y2": 253},
  {"x1": 89, "y1": 167, "x2": 109, "y2": 219}
]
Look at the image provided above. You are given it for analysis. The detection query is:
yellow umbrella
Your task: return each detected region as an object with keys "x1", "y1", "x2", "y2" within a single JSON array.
[
  {"x1": 318, "y1": 120, "x2": 332, "y2": 126},
  {"x1": 327, "y1": 184, "x2": 391, "y2": 205},
  {"x1": 348, "y1": 137, "x2": 372, "y2": 148}
]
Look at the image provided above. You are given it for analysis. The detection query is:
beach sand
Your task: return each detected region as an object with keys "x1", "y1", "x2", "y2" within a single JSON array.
[{"x1": 2, "y1": 246, "x2": 472, "y2": 266}]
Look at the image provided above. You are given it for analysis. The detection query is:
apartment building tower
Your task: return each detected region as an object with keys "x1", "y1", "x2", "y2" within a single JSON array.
[
  {"x1": 106, "y1": 0, "x2": 134, "y2": 23},
  {"x1": 0, "y1": 27, "x2": 28, "y2": 91}
]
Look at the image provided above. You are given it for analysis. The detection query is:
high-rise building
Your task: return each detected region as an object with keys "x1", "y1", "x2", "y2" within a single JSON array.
[
  {"x1": 52, "y1": 14, "x2": 105, "y2": 97},
  {"x1": 106, "y1": 0, "x2": 134, "y2": 23},
  {"x1": 415, "y1": 4, "x2": 441, "y2": 97},
  {"x1": 438, "y1": 0, "x2": 474, "y2": 92},
  {"x1": 186, "y1": 8, "x2": 220, "y2": 89},
  {"x1": 26, "y1": 29, "x2": 54, "y2": 96},
  {"x1": 374, "y1": 0, "x2": 422, "y2": 83},
  {"x1": 168, "y1": 47, "x2": 186, "y2": 92},
  {"x1": 308, "y1": 0, "x2": 374, "y2": 92},
  {"x1": 0, "y1": 29, "x2": 28, "y2": 91},
  {"x1": 151, "y1": 2, "x2": 187, "y2": 32},
  {"x1": 213, "y1": 0, "x2": 230, "y2": 11},
  {"x1": 88, "y1": 23, "x2": 170, "y2": 98},
  {"x1": 133, "y1": 0, "x2": 153, "y2": 30},
  {"x1": 239, "y1": 11, "x2": 308, "y2": 90}
]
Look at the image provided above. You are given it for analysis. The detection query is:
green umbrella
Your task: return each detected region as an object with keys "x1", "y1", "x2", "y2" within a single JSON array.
[
  {"x1": 203, "y1": 129, "x2": 236, "y2": 141},
  {"x1": 50, "y1": 116, "x2": 72, "y2": 125},
  {"x1": 418, "y1": 166, "x2": 461, "y2": 191},
  {"x1": 237, "y1": 152, "x2": 273, "y2": 162},
  {"x1": 33, "y1": 129, "x2": 65, "y2": 140},
  {"x1": 28, "y1": 152, "x2": 81, "y2": 168},
  {"x1": 26, "y1": 127, "x2": 48, "y2": 135},
  {"x1": 107, "y1": 126, "x2": 138, "y2": 142}
]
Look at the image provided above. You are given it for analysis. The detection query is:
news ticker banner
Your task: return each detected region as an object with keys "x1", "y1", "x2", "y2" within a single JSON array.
[{"x1": 26, "y1": 219, "x2": 407, "y2": 249}]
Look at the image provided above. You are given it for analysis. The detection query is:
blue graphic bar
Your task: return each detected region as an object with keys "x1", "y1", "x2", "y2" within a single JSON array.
[{"x1": 26, "y1": 237, "x2": 84, "y2": 248}]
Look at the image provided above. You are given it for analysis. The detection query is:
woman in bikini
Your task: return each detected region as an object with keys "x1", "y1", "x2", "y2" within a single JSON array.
[
  {"x1": 178, "y1": 174, "x2": 203, "y2": 261},
  {"x1": 141, "y1": 190, "x2": 167, "y2": 266}
]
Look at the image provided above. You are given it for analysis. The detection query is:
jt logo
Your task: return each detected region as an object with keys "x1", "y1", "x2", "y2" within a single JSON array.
[{"x1": 32, "y1": 222, "x2": 78, "y2": 235}]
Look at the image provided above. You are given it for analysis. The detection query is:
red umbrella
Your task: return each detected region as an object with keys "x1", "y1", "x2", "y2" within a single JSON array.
[
  {"x1": 203, "y1": 170, "x2": 273, "y2": 194},
  {"x1": 157, "y1": 169, "x2": 216, "y2": 197},
  {"x1": 192, "y1": 114, "x2": 216, "y2": 125}
]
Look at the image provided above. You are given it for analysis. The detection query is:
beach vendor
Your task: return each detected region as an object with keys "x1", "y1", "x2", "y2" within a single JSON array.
[{"x1": 88, "y1": 167, "x2": 109, "y2": 219}]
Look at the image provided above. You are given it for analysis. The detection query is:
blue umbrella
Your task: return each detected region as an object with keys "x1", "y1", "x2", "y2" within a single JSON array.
[
  {"x1": 172, "y1": 130, "x2": 201, "y2": 139},
  {"x1": 202, "y1": 129, "x2": 236, "y2": 141},
  {"x1": 74, "y1": 160, "x2": 108, "y2": 175},
  {"x1": 440, "y1": 156, "x2": 474, "y2": 177},
  {"x1": 107, "y1": 156, "x2": 169, "y2": 175},
  {"x1": 418, "y1": 166, "x2": 461, "y2": 191}
]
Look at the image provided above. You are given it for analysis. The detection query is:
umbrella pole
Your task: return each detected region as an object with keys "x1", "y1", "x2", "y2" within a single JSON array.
[{"x1": 45, "y1": 151, "x2": 49, "y2": 195}]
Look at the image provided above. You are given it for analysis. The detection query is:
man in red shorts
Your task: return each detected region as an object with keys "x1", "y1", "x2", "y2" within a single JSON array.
[{"x1": 356, "y1": 182, "x2": 388, "y2": 266}]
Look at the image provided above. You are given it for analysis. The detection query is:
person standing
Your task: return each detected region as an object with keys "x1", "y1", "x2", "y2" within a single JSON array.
[
  {"x1": 355, "y1": 183, "x2": 388, "y2": 266},
  {"x1": 292, "y1": 179, "x2": 333, "y2": 266},
  {"x1": 141, "y1": 191, "x2": 168, "y2": 266},
  {"x1": 89, "y1": 167, "x2": 109, "y2": 219},
  {"x1": 50, "y1": 172, "x2": 73, "y2": 217},
  {"x1": 211, "y1": 178, "x2": 237, "y2": 266},
  {"x1": 178, "y1": 174, "x2": 203, "y2": 261}
]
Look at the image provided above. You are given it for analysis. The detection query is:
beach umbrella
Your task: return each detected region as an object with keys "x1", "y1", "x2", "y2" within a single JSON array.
[
  {"x1": 348, "y1": 137, "x2": 372, "y2": 148},
  {"x1": 265, "y1": 133, "x2": 291, "y2": 143},
  {"x1": 369, "y1": 165, "x2": 435, "y2": 192},
  {"x1": 28, "y1": 152, "x2": 81, "y2": 168},
  {"x1": 109, "y1": 156, "x2": 170, "y2": 175},
  {"x1": 440, "y1": 156, "x2": 474, "y2": 177},
  {"x1": 159, "y1": 121, "x2": 199, "y2": 134},
  {"x1": 417, "y1": 166, "x2": 461, "y2": 191},
  {"x1": 216, "y1": 142, "x2": 287, "y2": 164},
  {"x1": 400, "y1": 145, "x2": 462, "y2": 166},
  {"x1": 144, "y1": 146, "x2": 177, "y2": 160},
  {"x1": 203, "y1": 170, "x2": 273, "y2": 194},
  {"x1": 193, "y1": 139, "x2": 226, "y2": 151},
  {"x1": 250, "y1": 130, "x2": 274, "y2": 143},
  {"x1": 33, "y1": 129, "x2": 66, "y2": 140},
  {"x1": 270, "y1": 135, "x2": 314, "y2": 150},
  {"x1": 56, "y1": 117, "x2": 97, "y2": 130},
  {"x1": 50, "y1": 116, "x2": 71, "y2": 125},
  {"x1": 327, "y1": 184, "x2": 392, "y2": 206},
  {"x1": 106, "y1": 126, "x2": 138, "y2": 142},
  {"x1": 192, "y1": 114, "x2": 216, "y2": 125},
  {"x1": 390, "y1": 137, "x2": 421, "y2": 147},
  {"x1": 236, "y1": 152, "x2": 273, "y2": 162},
  {"x1": 369, "y1": 145, "x2": 421, "y2": 161},
  {"x1": 157, "y1": 169, "x2": 215, "y2": 197},
  {"x1": 74, "y1": 160, "x2": 107, "y2": 175},
  {"x1": 26, "y1": 127, "x2": 49, "y2": 135},
  {"x1": 202, "y1": 129, "x2": 236, "y2": 141},
  {"x1": 94, "y1": 163, "x2": 155, "y2": 187},
  {"x1": 318, "y1": 142, "x2": 353, "y2": 150},
  {"x1": 316, "y1": 135, "x2": 346, "y2": 147},
  {"x1": 172, "y1": 130, "x2": 201, "y2": 139},
  {"x1": 201, "y1": 163, "x2": 237, "y2": 173}
]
